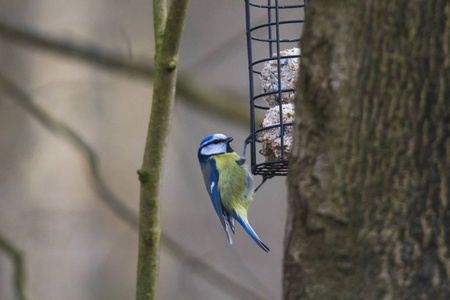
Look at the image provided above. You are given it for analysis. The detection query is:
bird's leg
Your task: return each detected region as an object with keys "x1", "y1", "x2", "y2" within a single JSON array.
[{"x1": 254, "y1": 175, "x2": 273, "y2": 193}]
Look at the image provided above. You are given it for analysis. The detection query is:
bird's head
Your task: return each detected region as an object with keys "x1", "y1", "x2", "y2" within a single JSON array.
[{"x1": 199, "y1": 133, "x2": 234, "y2": 157}]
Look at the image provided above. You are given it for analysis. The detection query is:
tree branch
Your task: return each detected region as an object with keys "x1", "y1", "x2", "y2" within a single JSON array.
[
  {"x1": 176, "y1": 78, "x2": 252, "y2": 126},
  {"x1": 0, "y1": 17, "x2": 250, "y2": 127},
  {"x1": 0, "y1": 72, "x2": 139, "y2": 229},
  {"x1": 0, "y1": 17, "x2": 154, "y2": 78},
  {"x1": 0, "y1": 233, "x2": 28, "y2": 300},
  {"x1": 163, "y1": 236, "x2": 268, "y2": 300},
  {"x1": 135, "y1": 0, "x2": 189, "y2": 298},
  {"x1": 153, "y1": 0, "x2": 167, "y2": 52}
]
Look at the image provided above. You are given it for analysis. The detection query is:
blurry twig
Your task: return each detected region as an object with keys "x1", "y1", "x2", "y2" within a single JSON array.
[
  {"x1": 0, "y1": 17, "x2": 154, "y2": 78},
  {"x1": 0, "y1": 17, "x2": 250, "y2": 127},
  {"x1": 0, "y1": 233, "x2": 28, "y2": 300},
  {"x1": 0, "y1": 73, "x2": 267, "y2": 300},
  {"x1": 0, "y1": 73, "x2": 139, "y2": 229},
  {"x1": 163, "y1": 237, "x2": 267, "y2": 300},
  {"x1": 177, "y1": 78, "x2": 251, "y2": 126}
]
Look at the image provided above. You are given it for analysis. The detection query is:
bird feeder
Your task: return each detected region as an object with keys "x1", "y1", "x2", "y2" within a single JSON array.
[{"x1": 243, "y1": 0, "x2": 306, "y2": 180}]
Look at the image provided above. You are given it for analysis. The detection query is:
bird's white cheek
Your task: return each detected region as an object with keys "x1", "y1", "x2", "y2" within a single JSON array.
[{"x1": 201, "y1": 143, "x2": 226, "y2": 155}]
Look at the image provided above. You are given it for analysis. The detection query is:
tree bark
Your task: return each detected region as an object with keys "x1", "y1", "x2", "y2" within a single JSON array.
[{"x1": 284, "y1": 0, "x2": 450, "y2": 299}]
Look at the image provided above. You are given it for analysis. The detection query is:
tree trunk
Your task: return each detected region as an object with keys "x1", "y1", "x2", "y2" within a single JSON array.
[{"x1": 284, "y1": 0, "x2": 450, "y2": 299}]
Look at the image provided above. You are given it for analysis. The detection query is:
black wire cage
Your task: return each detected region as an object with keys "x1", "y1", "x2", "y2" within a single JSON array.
[{"x1": 243, "y1": 0, "x2": 306, "y2": 179}]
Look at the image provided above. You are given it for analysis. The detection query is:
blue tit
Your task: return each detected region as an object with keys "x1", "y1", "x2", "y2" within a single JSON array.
[{"x1": 198, "y1": 133, "x2": 269, "y2": 252}]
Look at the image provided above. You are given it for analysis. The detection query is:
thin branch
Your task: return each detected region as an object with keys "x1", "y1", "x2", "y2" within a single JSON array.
[
  {"x1": 135, "y1": 0, "x2": 189, "y2": 298},
  {"x1": 153, "y1": 0, "x2": 167, "y2": 52},
  {"x1": 0, "y1": 17, "x2": 250, "y2": 127},
  {"x1": 163, "y1": 236, "x2": 268, "y2": 300},
  {"x1": 0, "y1": 73, "x2": 139, "y2": 229},
  {"x1": 176, "y1": 78, "x2": 251, "y2": 126},
  {"x1": 0, "y1": 65, "x2": 266, "y2": 300},
  {"x1": 0, "y1": 233, "x2": 28, "y2": 300},
  {"x1": 0, "y1": 17, "x2": 154, "y2": 78}
]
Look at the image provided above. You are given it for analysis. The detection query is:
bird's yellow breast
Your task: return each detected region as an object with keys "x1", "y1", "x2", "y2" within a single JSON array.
[{"x1": 213, "y1": 153, "x2": 253, "y2": 213}]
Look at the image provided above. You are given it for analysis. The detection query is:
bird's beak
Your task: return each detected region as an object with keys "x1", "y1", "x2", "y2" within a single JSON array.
[{"x1": 225, "y1": 137, "x2": 233, "y2": 143}]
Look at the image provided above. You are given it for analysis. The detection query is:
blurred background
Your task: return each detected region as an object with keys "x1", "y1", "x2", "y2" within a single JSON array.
[{"x1": 0, "y1": 0, "x2": 301, "y2": 299}]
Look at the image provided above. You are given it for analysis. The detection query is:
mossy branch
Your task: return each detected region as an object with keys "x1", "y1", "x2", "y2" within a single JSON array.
[
  {"x1": 153, "y1": 0, "x2": 167, "y2": 52},
  {"x1": 135, "y1": 1, "x2": 189, "y2": 299}
]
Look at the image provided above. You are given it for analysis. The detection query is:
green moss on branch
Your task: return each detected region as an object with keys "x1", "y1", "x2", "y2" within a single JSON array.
[{"x1": 135, "y1": 1, "x2": 189, "y2": 299}]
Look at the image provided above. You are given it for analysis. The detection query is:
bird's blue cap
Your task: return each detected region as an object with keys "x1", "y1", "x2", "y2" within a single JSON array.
[{"x1": 199, "y1": 134, "x2": 233, "y2": 148}]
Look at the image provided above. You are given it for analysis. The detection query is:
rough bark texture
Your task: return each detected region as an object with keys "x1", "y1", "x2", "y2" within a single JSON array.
[{"x1": 284, "y1": 0, "x2": 450, "y2": 299}]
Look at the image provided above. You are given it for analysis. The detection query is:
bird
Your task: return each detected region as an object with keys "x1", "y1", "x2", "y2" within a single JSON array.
[{"x1": 198, "y1": 133, "x2": 269, "y2": 252}]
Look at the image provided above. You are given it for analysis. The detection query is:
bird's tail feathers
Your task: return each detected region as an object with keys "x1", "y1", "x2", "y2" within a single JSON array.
[
  {"x1": 233, "y1": 213, "x2": 270, "y2": 252},
  {"x1": 222, "y1": 211, "x2": 233, "y2": 244},
  {"x1": 228, "y1": 214, "x2": 236, "y2": 234},
  {"x1": 224, "y1": 225, "x2": 232, "y2": 244}
]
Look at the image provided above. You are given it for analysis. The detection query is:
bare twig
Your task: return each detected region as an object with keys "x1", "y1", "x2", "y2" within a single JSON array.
[
  {"x1": 0, "y1": 233, "x2": 28, "y2": 300},
  {"x1": 0, "y1": 17, "x2": 154, "y2": 78},
  {"x1": 0, "y1": 17, "x2": 250, "y2": 127},
  {"x1": 0, "y1": 73, "x2": 139, "y2": 229},
  {"x1": 163, "y1": 235, "x2": 268, "y2": 300},
  {"x1": 0, "y1": 73, "x2": 266, "y2": 300},
  {"x1": 176, "y1": 78, "x2": 251, "y2": 126}
]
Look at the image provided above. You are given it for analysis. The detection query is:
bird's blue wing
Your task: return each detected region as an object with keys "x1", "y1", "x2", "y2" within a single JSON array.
[{"x1": 201, "y1": 157, "x2": 233, "y2": 243}]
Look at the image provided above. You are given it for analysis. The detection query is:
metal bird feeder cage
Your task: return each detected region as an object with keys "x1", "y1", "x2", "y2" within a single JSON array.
[{"x1": 243, "y1": 0, "x2": 306, "y2": 179}]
